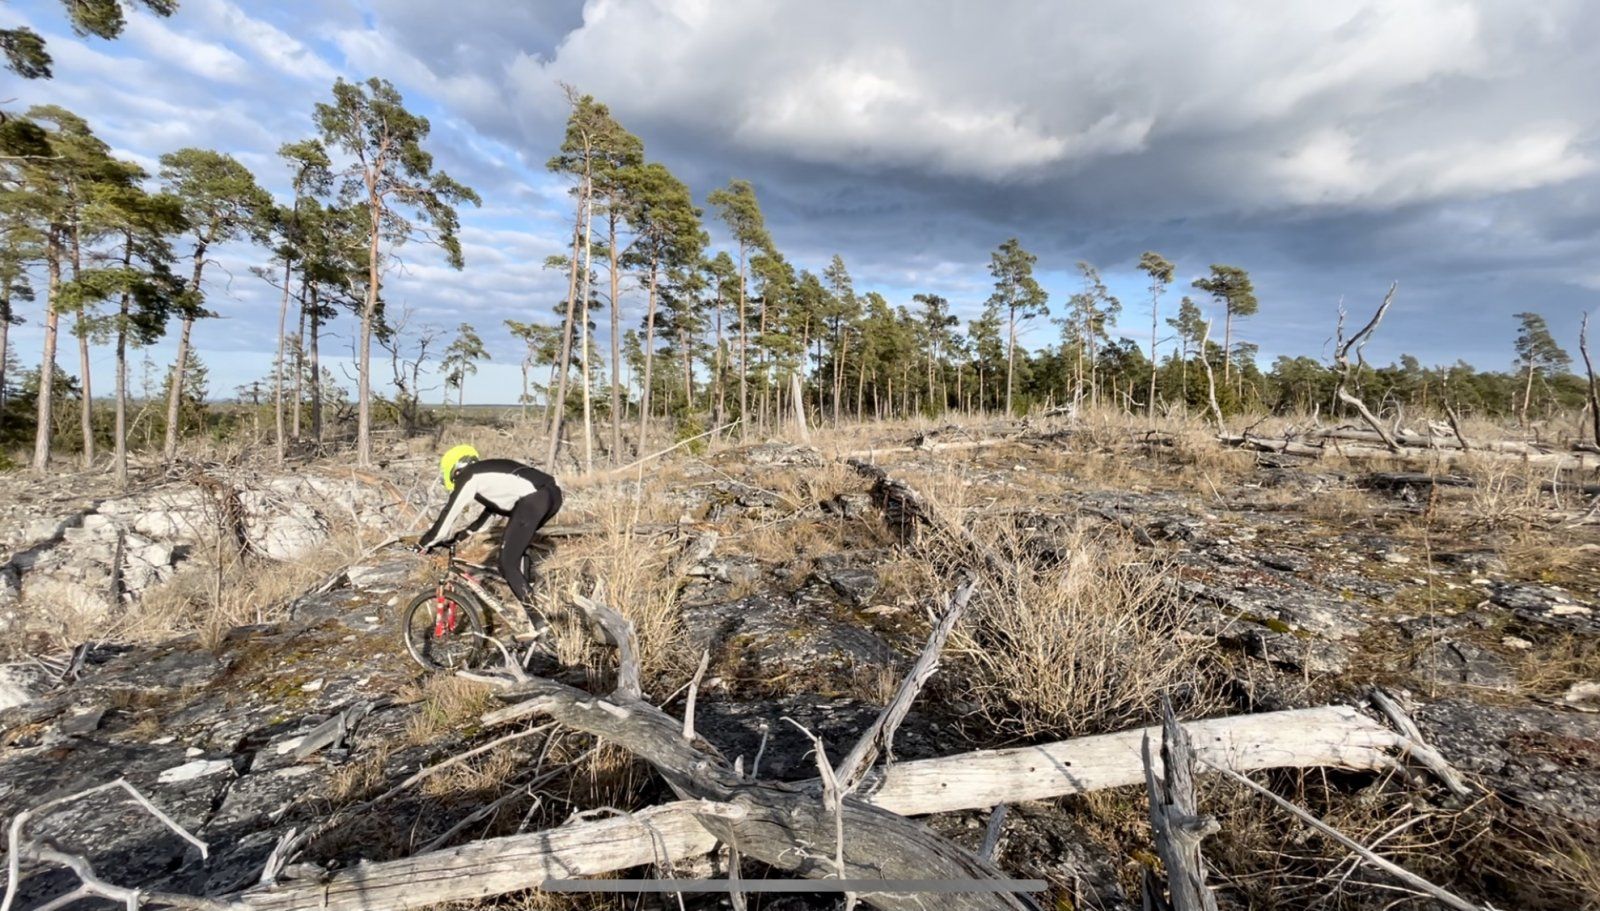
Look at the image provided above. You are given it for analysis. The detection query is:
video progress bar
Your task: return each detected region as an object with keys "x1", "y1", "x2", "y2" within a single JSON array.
[{"x1": 546, "y1": 879, "x2": 1048, "y2": 893}]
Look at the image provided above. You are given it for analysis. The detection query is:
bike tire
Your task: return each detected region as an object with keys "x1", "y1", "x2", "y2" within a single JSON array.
[{"x1": 401, "y1": 586, "x2": 488, "y2": 671}]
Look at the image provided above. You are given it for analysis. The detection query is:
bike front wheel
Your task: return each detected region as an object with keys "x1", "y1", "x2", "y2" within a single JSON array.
[{"x1": 401, "y1": 587, "x2": 487, "y2": 671}]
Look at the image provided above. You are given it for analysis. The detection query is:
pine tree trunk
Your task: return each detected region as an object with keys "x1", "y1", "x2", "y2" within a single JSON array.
[
  {"x1": 1005, "y1": 306, "x2": 1016, "y2": 417},
  {"x1": 77, "y1": 317, "x2": 92, "y2": 469},
  {"x1": 759, "y1": 299, "x2": 770, "y2": 434},
  {"x1": 637, "y1": 260, "x2": 659, "y2": 457},
  {"x1": 274, "y1": 257, "x2": 292, "y2": 466},
  {"x1": 580, "y1": 181, "x2": 594, "y2": 474},
  {"x1": 1148, "y1": 297, "x2": 1159, "y2": 418},
  {"x1": 29, "y1": 233, "x2": 60, "y2": 467},
  {"x1": 114, "y1": 285, "x2": 129, "y2": 488},
  {"x1": 292, "y1": 278, "x2": 306, "y2": 441},
  {"x1": 310, "y1": 288, "x2": 323, "y2": 443},
  {"x1": 70, "y1": 225, "x2": 93, "y2": 470},
  {"x1": 520, "y1": 358, "x2": 530, "y2": 421},
  {"x1": 164, "y1": 240, "x2": 208, "y2": 464},
  {"x1": 1222, "y1": 309, "x2": 1233, "y2": 389},
  {"x1": 1521, "y1": 361, "x2": 1536, "y2": 429},
  {"x1": 855, "y1": 341, "x2": 865, "y2": 419},
  {"x1": 545, "y1": 220, "x2": 582, "y2": 469},
  {"x1": 713, "y1": 297, "x2": 725, "y2": 430},
  {"x1": 737, "y1": 246, "x2": 748, "y2": 442},
  {"x1": 356, "y1": 184, "x2": 383, "y2": 467},
  {"x1": 680, "y1": 324, "x2": 693, "y2": 412},
  {"x1": 608, "y1": 212, "x2": 622, "y2": 464},
  {"x1": 0, "y1": 301, "x2": 10, "y2": 414}
]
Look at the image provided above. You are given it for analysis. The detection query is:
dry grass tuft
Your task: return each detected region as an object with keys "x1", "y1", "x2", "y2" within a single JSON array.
[
  {"x1": 406, "y1": 675, "x2": 494, "y2": 745},
  {"x1": 534, "y1": 493, "x2": 692, "y2": 686},
  {"x1": 947, "y1": 523, "x2": 1217, "y2": 738}
]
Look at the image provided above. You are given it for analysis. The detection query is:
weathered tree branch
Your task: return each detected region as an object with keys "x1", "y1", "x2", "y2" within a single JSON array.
[
  {"x1": 1332, "y1": 285, "x2": 1401, "y2": 453},
  {"x1": 1142, "y1": 698, "x2": 1219, "y2": 911},
  {"x1": 836, "y1": 579, "x2": 977, "y2": 793}
]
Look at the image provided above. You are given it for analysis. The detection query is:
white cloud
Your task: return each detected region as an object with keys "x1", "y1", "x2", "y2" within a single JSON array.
[
  {"x1": 123, "y1": 12, "x2": 252, "y2": 84},
  {"x1": 1276, "y1": 125, "x2": 1595, "y2": 206},
  {"x1": 471, "y1": 0, "x2": 1537, "y2": 190},
  {"x1": 189, "y1": 0, "x2": 339, "y2": 83}
]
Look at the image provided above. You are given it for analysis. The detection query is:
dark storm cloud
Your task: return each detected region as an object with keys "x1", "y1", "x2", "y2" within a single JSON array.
[{"x1": 366, "y1": 0, "x2": 1600, "y2": 368}]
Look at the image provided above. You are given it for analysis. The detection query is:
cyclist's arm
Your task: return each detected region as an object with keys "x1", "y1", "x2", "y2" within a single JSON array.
[
  {"x1": 419, "y1": 475, "x2": 479, "y2": 549},
  {"x1": 450, "y1": 508, "x2": 496, "y2": 543}
]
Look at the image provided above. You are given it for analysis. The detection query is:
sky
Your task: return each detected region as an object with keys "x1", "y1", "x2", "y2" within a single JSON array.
[{"x1": 3, "y1": 0, "x2": 1599, "y2": 403}]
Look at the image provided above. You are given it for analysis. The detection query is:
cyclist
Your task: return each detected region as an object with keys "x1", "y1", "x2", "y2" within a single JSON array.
[{"x1": 416, "y1": 444, "x2": 563, "y2": 607}]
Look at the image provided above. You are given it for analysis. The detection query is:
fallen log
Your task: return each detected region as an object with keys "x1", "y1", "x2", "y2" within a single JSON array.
[
  {"x1": 233, "y1": 802, "x2": 726, "y2": 911},
  {"x1": 1219, "y1": 436, "x2": 1600, "y2": 471},
  {"x1": 842, "y1": 437, "x2": 1012, "y2": 461},
  {"x1": 855, "y1": 704, "x2": 1440, "y2": 817},
  {"x1": 1310, "y1": 427, "x2": 1550, "y2": 455}
]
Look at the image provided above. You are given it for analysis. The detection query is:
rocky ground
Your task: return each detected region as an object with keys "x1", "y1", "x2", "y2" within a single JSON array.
[{"x1": 2, "y1": 423, "x2": 1598, "y2": 910}]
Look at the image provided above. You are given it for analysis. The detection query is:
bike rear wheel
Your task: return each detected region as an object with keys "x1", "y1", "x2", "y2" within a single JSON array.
[{"x1": 401, "y1": 586, "x2": 487, "y2": 671}]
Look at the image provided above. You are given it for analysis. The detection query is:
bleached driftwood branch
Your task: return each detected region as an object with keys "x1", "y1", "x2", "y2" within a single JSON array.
[
  {"x1": 855, "y1": 704, "x2": 1453, "y2": 816},
  {"x1": 1142, "y1": 698, "x2": 1219, "y2": 911}
]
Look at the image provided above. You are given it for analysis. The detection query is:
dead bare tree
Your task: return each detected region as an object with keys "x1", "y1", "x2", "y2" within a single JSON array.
[
  {"x1": 1197, "y1": 321, "x2": 1226, "y2": 433},
  {"x1": 1580, "y1": 312, "x2": 1600, "y2": 450},
  {"x1": 1333, "y1": 284, "x2": 1401, "y2": 453}
]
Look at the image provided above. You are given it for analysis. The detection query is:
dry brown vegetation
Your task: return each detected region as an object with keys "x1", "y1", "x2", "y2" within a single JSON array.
[{"x1": 7, "y1": 403, "x2": 1600, "y2": 910}]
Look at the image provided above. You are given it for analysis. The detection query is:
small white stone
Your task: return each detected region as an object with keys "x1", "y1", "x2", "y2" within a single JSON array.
[
  {"x1": 185, "y1": 746, "x2": 203, "y2": 758},
  {"x1": 158, "y1": 759, "x2": 231, "y2": 783},
  {"x1": 1501, "y1": 636, "x2": 1533, "y2": 651},
  {"x1": 301, "y1": 678, "x2": 324, "y2": 692},
  {"x1": 1551, "y1": 604, "x2": 1592, "y2": 616}
]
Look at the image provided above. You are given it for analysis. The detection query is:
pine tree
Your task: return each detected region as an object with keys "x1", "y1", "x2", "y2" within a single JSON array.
[
  {"x1": 1192, "y1": 264, "x2": 1257, "y2": 389},
  {"x1": 1138, "y1": 252, "x2": 1175, "y2": 416},
  {"x1": 1513, "y1": 311, "x2": 1571, "y2": 425},
  {"x1": 440, "y1": 322, "x2": 489, "y2": 408},
  {"x1": 159, "y1": 147, "x2": 273, "y2": 463},
  {"x1": 706, "y1": 179, "x2": 772, "y2": 440},
  {"x1": 315, "y1": 77, "x2": 479, "y2": 466},
  {"x1": 986, "y1": 238, "x2": 1048, "y2": 415}
]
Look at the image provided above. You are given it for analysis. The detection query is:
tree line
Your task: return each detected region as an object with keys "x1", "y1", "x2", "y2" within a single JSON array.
[{"x1": 3, "y1": 30, "x2": 1594, "y2": 477}]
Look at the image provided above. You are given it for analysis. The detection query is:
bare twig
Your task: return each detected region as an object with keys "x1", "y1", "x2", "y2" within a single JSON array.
[
  {"x1": 1205, "y1": 763, "x2": 1492, "y2": 911},
  {"x1": 836, "y1": 579, "x2": 978, "y2": 793},
  {"x1": 682, "y1": 649, "x2": 711, "y2": 742},
  {"x1": 1367, "y1": 689, "x2": 1473, "y2": 798},
  {"x1": 4, "y1": 779, "x2": 210, "y2": 911},
  {"x1": 784, "y1": 718, "x2": 854, "y2": 911}
]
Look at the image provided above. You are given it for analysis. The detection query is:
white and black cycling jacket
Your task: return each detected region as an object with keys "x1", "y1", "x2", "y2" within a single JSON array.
[{"x1": 418, "y1": 459, "x2": 556, "y2": 549}]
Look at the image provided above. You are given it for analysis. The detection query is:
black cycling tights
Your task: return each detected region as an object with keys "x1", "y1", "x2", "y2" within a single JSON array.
[{"x1": 500, "y1": 484, "x2": 563, "y2": 605}]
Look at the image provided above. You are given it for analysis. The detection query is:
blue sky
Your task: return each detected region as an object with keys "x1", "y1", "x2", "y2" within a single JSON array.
[{"x1": 4, "y1": 0, "x2": 1599, "y2": 403}]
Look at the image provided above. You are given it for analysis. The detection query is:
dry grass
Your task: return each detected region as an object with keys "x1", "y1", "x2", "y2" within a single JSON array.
[
  {"x1": 328, "y1": 742, "x2": 393, "y2": 803},
  {"x1": 534, "y1": 493, "x2": 693, "y2": 687},
  {"x1": 946, "y1": 523, "x2": 1218, "y2": 738},
  {"x1": 21, "y1": 521, "x2": 368, "y2": 655},
  {"x1": 1514, "y1": 634, "x2": 1600, "y2": 699},
  {"x1": 405, "y1": 675, "x2": 494, "y2": 745}
]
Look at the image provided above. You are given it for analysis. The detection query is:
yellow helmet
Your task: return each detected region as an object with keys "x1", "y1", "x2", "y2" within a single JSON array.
[{"x1": 439, "y1": 444, "x2": 479, "y2": 491}]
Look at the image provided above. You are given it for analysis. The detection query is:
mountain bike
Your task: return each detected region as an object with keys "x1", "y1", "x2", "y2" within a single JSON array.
[{"x1": 400, "y1": 542, "x2": 552, "y2": 672}]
